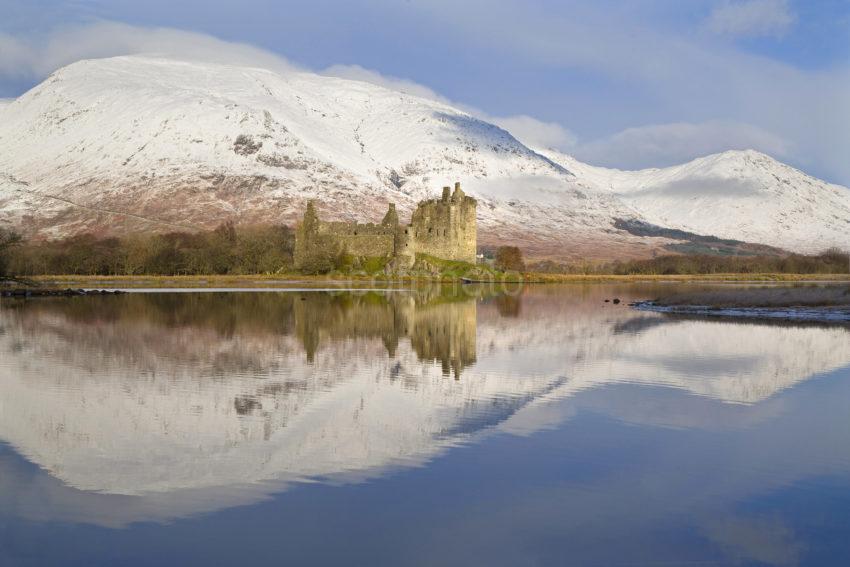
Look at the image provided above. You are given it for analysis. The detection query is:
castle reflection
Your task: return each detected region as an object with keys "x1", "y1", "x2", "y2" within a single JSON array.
[
  {"x1": 1, "y1": 286, "x2": 482, "y2": 378},
  {"x1": 295, "y1": 290, "x2": 477, "y2": 377}
]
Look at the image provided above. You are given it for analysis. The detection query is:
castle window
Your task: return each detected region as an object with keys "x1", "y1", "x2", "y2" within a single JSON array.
[
  {"x1": 428, "y1": 227, "x2": 433, "y2": 234},
  {"x1": 354, "y1": 231, "x2": 358, "y2": 236}
]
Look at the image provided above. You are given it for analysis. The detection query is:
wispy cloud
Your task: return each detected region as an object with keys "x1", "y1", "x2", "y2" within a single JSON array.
[
  {"x1": 489, "y1": 115, "x2": 578, "y2": 152},
  {"x1": 0, "y1": 20, "x2": 300, "y2": 81},
  {"x1": 572, "y1": 120, "x2": 792, "y2": 170},
  {"x1": 705, "y1": 0, "x2": 796, "y2": 38},
  {"x1": 383, "y1": 0, "x2": 848, "y2": 182}
]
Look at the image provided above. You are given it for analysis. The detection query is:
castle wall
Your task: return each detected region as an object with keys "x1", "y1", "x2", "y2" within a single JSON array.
[
  {"x1": 316, "y1": 222, "x2": 395, "y2": 258},
  {"x1": 294, "y1": 183, "x2": 477, "y2": 270}
]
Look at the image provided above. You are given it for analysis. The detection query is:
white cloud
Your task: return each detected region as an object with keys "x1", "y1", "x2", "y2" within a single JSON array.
[
  {"x1": 381, "y1": 0, "x2": 848, "y2": 183},
  {"x1": 705, "y1": 0, "x2": 795, "y2": 38},
  {"x1": 0, "y1": 21, "x2": 300, "y2": 81},
  {"x1": 573, "y1": 120, "x2": 792, "y2": 170},
  {"x1": 0, "y1": 32, "x2": 34, "y2": 77},
  {"x1": 489, "y1": 115, "x2": 578, "y2": 152}
]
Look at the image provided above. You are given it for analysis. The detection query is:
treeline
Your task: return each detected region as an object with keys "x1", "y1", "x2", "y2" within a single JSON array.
[
  {"x1": 2, "y1": 224, "x2": 848, "y2": 278},
  {"x1": 609, "y1": 249, "x2": 850, "y2": 275},
  {"x1": 5, "y1": 223, "x2": 295, "y2": 276},
  {"x1": 531, "y1": 248, "x2": 850, "y2": 275},
  {"x1": 0, "y1": 229, "x2": 21, "y2": 279}
]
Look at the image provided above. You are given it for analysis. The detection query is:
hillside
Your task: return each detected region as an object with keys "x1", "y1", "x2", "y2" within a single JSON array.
[
  {"x1": 0, "y1": 56, "x2": 847, "y2": 260},
  {"x1": 544, "y1": 149, "x2": 850, "y2": 254}
]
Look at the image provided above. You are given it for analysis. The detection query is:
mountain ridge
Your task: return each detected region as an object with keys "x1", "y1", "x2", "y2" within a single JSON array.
[{"x1": 0, "y1": 56, "x2": 846, "y2": 259}]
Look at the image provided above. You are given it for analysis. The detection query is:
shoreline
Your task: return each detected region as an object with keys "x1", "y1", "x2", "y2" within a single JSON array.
[
  {"x1": 9, "y1": 273, "x2": 850, "y2": 289},
  {"x1": 632, "y1": 284, "x2": 850, "y2": 323}
]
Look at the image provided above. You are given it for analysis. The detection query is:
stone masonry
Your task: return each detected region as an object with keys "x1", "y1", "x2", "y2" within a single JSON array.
[{"x1": 294, "y1": 182, "x2": 477, "y2": 270}]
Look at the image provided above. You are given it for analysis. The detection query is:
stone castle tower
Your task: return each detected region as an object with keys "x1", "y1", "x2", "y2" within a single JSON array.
[
  {"x1": 294, "y1": 182, "x2": 477, "y2": 270},
  {"x1": 395, "y1": 182, "x2": 477, "y2": 266}
]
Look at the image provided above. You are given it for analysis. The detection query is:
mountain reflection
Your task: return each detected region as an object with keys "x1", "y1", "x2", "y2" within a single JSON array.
[
  {"x1": 0, "y1": 287, "x2": 502, "y2": 503},
  {"x1": 1, "y1": 285, "x2": 849, "y2": 527}
]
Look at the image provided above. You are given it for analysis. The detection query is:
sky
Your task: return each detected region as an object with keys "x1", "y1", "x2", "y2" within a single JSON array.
[{"x1": 0, "y1": 0, "x2": 848, "y2": 184}]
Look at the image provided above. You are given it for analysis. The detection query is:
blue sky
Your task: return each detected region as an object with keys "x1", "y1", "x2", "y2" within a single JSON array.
[{"x1": 1, "y1": 0, "x2": 848, "y2": 184}]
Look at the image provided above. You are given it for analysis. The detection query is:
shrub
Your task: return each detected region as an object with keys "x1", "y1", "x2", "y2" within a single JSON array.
[
  {"x1": 494, "y1": 246, "x2": 525, "y2": 272},
  {"x1": 296, "y1": 236, "x2": 343, "y2": 275}
]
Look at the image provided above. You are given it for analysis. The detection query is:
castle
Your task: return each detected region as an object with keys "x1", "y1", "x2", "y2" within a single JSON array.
[{"x1": 294, "y1": 182, "x2": 477, "y2": 270}]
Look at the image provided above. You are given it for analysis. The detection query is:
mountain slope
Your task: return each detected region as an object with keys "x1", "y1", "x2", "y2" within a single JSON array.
[
  {"x1": 543, "y1": 149, "x2": 850, "y2": 254},
  {"x1": 0, "y1": 56, "x2": 652, "y2": 260},
  {"x1": 0, "y1": 56, "x2": 847, "y2": 259}
]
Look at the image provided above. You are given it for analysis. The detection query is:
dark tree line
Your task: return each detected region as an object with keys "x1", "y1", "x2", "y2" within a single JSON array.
[
  {"x1": 2, "y1": 226, "x2": 848, "y2": 278},
  {"x1": 530, "y1": 248, "x2": 850, "y2": 275},
  {"x1": 5, "y1": 223, "x2": 295, "y2": 276},
  {"x1": 0, "y1": 228, "x2": 21, "y2": 280},
  {"x1": 607, "y1": 248, "x2": 850, "y2": 275}
]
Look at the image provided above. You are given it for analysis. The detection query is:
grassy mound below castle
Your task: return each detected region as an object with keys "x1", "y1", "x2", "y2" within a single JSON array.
[{"x1": 316, "y1": 253, "x2": 520, "y2": 281}]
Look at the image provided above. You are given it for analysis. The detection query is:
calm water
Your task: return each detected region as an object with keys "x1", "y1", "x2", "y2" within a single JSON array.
[{"x1": 1, "y1": 283, "x2": 849, "y2": 567}]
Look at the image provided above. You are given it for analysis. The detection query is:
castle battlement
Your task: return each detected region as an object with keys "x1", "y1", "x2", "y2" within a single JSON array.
[{"x1": 294, "y1": 182, "x2": 477, "y2": 270}]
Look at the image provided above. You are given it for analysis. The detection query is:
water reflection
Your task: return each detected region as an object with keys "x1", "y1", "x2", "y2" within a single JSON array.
[
  {"x1": 294, "y1": 290, "x2": 476, "y2": 377},
  {"x1": 0, "y1": 287, "x2": 531, "y2": 508},
  {"x1": 0, "y1": 284, "x2": 849, "y2": 552}
]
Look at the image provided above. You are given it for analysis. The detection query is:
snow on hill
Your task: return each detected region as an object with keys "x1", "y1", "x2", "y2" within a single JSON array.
[
  {"x1": 0, "y1": 56, "x2": 648, "y2": 260},
  {"x1": 0, "y1": 55, "x2": 847, "y2": 259},
  {"x1": 543, "y1": 149, "x2": 850, "y2": 254}
]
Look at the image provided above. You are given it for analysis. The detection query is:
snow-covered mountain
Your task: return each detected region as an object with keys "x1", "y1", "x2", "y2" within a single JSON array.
[
  {"x1": 543, "y1": 149, "x2": 850, "y2": 254},
  {"x1": 0, "y1": 55, "x2": 847, "y2": 259}
]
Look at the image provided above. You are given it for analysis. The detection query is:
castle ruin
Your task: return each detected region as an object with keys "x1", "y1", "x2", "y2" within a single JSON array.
[{"x1": 294, "y1": 182, "x2": 476, "y2": 270}]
